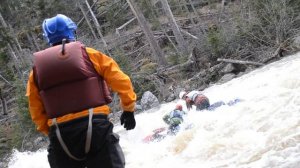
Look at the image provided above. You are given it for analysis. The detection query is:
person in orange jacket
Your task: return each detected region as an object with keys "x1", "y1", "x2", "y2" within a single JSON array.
[{"x1": 26, "y1": 14, "x2": 136, "y2": 168}]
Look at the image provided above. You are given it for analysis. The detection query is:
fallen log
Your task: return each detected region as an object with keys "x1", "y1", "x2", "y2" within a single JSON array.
[
  {"x1": 156, "y1": 57, "x2": 194, "y2": 76},
  {"x1": 217, "y1": 58, "x2": 264, "y2": 66},
  {"x1": 125, "y1": 43, "x2": 149, "y2": 56},
  {"x1": 180, "y1": 29, "x2": 199, "y2": 40},
  {"x1": 116, "y1": 17, "x2": 136, "y2": 36}
]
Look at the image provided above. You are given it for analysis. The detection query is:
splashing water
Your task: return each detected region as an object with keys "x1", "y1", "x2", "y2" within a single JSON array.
[{"x1": 8, "y1": 52, "x2": 300, "y2": 168}]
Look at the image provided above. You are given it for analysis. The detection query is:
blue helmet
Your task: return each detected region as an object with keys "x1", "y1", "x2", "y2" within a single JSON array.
[{"x1": 42, "y1": 14, "x2": 77, "y2": 45}]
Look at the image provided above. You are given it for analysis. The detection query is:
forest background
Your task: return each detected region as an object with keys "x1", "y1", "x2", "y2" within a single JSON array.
[{"x1": 0, "y1": 0, "x2": 300, "y2": 162}]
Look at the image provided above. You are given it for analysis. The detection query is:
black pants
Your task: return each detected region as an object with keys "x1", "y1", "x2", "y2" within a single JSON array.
[{"x1": 48, "y1": 115, "x2": 125, "y2": 168}]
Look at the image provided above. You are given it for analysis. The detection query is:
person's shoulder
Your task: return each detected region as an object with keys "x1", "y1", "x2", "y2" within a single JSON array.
[
  {"x1": 85, "y1": 47, "x2": 100, "y2": 54},
  {"x1": 85, "y1": 47, "x2": 109, "y2": 59}
]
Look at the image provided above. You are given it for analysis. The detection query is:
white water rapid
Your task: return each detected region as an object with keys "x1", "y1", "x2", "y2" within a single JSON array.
[{"x1": 8, "y1": 52, "x2": 300, "y2": 168}]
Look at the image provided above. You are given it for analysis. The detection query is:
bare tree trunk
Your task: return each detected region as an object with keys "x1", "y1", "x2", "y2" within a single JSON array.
[
  {"x1": 10, "y1": 43, "x2": 25, "y2": 67},
  {"x1": 187, "y1": 0, "x2": 199, "y2": 15},
  {"x1": 7, "y1": 44, "x2": 26, "y2": 87},
  {"x1": 145, "y1": 1, "x2": 182, "y2": 57},
  {"x1": 85, "y1": 0, "x2": 111, "y2": 55},
  {"x1": 180, "y1": 29, "x2": 199, "y2": 40},
  {"x1": 222, "y1": 0, "x2": 228, "y2": 8},
  {"x1": 0, "y1": 89, "x2": 7, "y2": 115},
  {"x1": 126, "y1": 0, "x2": 167, "y2": 67},
  {"x1": 78, "y1": 2, "x2": 98, "y2": 40},
  {"x1": 175, "y1": 0, "x2": 186, "y2": 14},
  {"x1": 219, "y1": 0, "x2": 227, "y2": 21},
  {"x1": 0, "y1": 73, "x2": 12, "y2": 86},
  {"x1": 1, "y1": 12, "x2": 22, "y2": 51},
  {"x1": 0, "y1": 12, "x2": 8, "y2": 27},
  {"x1": 25, "y1": 32, "x2": 36, "y2": 50},
  {"x1": 31, "y1": 32, "x2": 40, "y2": 51},
  {"x1": 182, "y1": 0, "x2": 201, "y2": 37},
  {"x1": 0, "y1": 11, "x2": 25, "y2": 65},
  {"x1": 113, "y1": 3, "x2": 129, "y2": 17},
  {"x1": 9, "y1": 25, "x2": 22, "y2": 51},
  {"x1": 30, "y1": 32, "x2": 41, "y2": 51},
  {"x1": 162, "y1": 28, "x2": 181, "y2": 56},
  {"x1": 144, "y1": 0, "x2": 182, "y2": 56},
  {"x1": 161, "y1": 0, "x2": 188, "y2": 56},
  {"x1": 77, "y1": 0, "x2": 99, "y2": 26}
]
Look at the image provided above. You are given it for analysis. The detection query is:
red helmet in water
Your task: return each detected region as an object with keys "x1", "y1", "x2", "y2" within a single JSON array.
[{"x1": 175, "y1": 104, "x2": 183, "y2": 111}]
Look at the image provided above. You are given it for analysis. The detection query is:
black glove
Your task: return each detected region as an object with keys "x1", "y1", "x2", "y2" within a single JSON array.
[{"x1": 120, "y1": 111, "x2": 136, "y2": 130}]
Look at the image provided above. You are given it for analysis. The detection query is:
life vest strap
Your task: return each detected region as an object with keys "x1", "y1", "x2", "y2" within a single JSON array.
[{"x1": 52, "y1": 108, "x2": 94, "y2": 161}]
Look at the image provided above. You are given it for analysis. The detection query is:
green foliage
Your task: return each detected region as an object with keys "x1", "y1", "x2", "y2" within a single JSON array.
[
  {"x1": 0, "y1": 79, "x2": 36, "y2": 159},
  {"x1": 111, "y1": 48, "x2": 132, "y2": 76},
  {"x1": 168, "y1": 0, "x2": 184, "y2": 15},
  {"x1": 131, "y1": 60, "x2": 160, "y2": 99},
  {"x1": 0, "y1": 124, "x2": 21, "y2": 159},
  {"x1": 207, "y1": 25, "x2": 224, "y2": 58},
  {"x1": 207, "y1": 0, "x2": 220, "y2": 6},
  {"x1": 0, "y1": 28, "x2": 13, "y2": 49},
  {"x1": 105, "y1": 1, "x2": 127, "y2": 32},
  {"x1": 0, "y1": 52, "x2": 9, "y2": 66},
  {"x1": 138, "y1": 0, "x2": 161, "y2": 31},
  {"x1": 0, "y1": 52, "x2": 14, "y2": 81},
  {"x1": 239, "y1": 0, "x2": 300, "y2": 46},
  {"x1": 7, "y1": 124, "x2": 23, "y2": 151},
  {"x1": 165, "y1": 41, "x2": 189, "y2": 66},
  {"x1": 151, "y1": 19, "x2": 161, "y2": 31},
  {"x1": 15, "y1": 79, "x2": 34, "y2": 130},
  {"x1": 166, "y1": 51, "x2": 183, "y2": 65},
  {"x1": 0, "y1": 127, "x2": 7, "y2": 158},
  {"x1": 137, "y1": 0, "x2": 153, "y2": 19},
  {"x1": 131, "y1": 75, "x2": 158, "y2": 99},
  {"x1": 139, "y1": 62, "x2": 158, "y2": 74}
]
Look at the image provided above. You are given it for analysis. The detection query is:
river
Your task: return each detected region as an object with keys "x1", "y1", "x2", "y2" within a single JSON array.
[{"x1": 8, "y1": 52, "x2": 300, "y2": 168}]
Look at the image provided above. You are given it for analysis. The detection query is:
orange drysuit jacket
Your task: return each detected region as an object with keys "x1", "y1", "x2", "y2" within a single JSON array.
[{"x1": 26, "y1": 47, "x2": 136, "y2": 135}]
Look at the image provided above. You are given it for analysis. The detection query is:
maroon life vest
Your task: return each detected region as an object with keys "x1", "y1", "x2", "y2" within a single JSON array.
[{"x1": 33, "y1": 41, "x2": 112, "y2": 119}]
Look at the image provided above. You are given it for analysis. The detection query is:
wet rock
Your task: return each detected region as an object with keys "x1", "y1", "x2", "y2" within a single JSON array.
[
  {"x1": 135, "y1": 104, "x2": 143, "y2": 111},
  {"x1": 140, "y1": 91, "x2": 160, "y2": 111},
  {"x1": 218, "y1": 73, "x2": 236, "y2": 84},
  {"x1": 34, "y1": 137, "x2": 48, "y2": 149},
  {"x1": 135, "y1": 104, "x2": 143, "y2": 113},
  {"x1": 108, "y1": 111, "x2": 122, "y2": 124},
  {"x1": 165, "y1": 93, "x2": 176, "y2": 102},
  {"x1": 23, "y1": 142, "x2": 34, "y2": 151},
  {"x1": 293, "y1": 36, "x2": 300, "y2": 49},
  {"x1": 221, "y1": 63, "x2": 236, "y2": 74}
]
